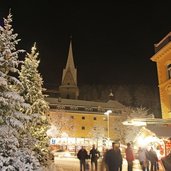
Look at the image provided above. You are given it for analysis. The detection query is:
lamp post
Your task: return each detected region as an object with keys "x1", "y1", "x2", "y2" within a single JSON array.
[{"x1": 104, "y1": 110, "x2": 112, "y2": 139}]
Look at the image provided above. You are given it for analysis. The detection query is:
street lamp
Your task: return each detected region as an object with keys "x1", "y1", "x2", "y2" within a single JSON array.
[{"x1": 104, "y1": 110, "x2": 112, "y2": 139}]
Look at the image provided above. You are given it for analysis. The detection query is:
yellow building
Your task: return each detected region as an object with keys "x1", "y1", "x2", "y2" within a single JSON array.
[
  {"x1": 151, "y1": 32, "x2": 171, "y2": 119},
  {"x1": 46, "y1": 37, "x2": 127, "y2": 148},
  {"x1": 47, "y1": 97, "x2": 126, "y2": 140}
]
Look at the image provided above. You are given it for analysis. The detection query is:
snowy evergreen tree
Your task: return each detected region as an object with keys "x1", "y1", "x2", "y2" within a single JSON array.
[
  {"x1": 124, "y1": 107, "x2": 154, "y2": 143},
  {"x1": 0, "y1": 12, "x2": 43, "y2": 170},
  {"x1": 19, "y1": 43, "x2": 50, "y2": 165}
]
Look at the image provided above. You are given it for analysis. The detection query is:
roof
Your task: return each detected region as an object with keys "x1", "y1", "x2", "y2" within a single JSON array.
[
  {"x1": 123, "y1": 117, "x2": 171, "y2": 138},
  {"x1": 46, "y1": 97, "x2": 125, "y2": 109},
  {"x1": 146, "y1": 125, "x2": 171, "y2": 138},
  {"x1": 154, "y1": 32, "x2": 171, "y2": 53},
  {"x1": 45, "y1": 97, "x2": 125, "y2": 114},
  {"x1": 123, "y1": 118, "x2": 171, "y2": 126}
]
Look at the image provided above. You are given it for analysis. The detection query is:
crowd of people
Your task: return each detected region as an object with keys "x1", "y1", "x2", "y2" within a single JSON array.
[
  {"x1": 77, "y1": 142, "x2": 124, "y2": 171},
  {"x1": 77, "y1": 144, "x2": 100, "y2": 171},
  {"x1": 137, "y1": 146, "x2": 159, "y2": 171},
  {"x1": 137, "y1": 145, "x2": 171, "y2": 171},
  {"x1": 76, "y1": 142, "x2": 171, "y2": 171}
]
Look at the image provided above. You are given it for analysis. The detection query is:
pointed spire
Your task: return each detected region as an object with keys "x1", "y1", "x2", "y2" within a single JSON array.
[
  {"x1": 65, "y1": 36, "x2": 75, "y2": 70},
  {"x1": 59, "y1": 35, "x2": 79, "y2": 99},
  {"x1": 61, "y1": 36, "x2": 77, "y2": 85}
]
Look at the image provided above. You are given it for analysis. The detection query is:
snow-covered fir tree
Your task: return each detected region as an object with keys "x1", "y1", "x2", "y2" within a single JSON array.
[
  {"x1": 19, "y1": 43, "x2": 50, "y2": 166},
  {"x1": 0, "y1": 12, "x2": 43, "y2": 170}
]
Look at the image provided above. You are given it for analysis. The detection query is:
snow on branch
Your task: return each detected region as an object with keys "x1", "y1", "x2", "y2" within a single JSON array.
[
  {"x1": 0, "y1": 77, "x2": 7, "y2": 86},
  {"x1": 3, "y1": 92, "x2": 24, "y2": 102},
  {"x1": 13, "y1": 111, "x2": 32, "y2": 121},
  {"x1": 7, "y1": 116, "x2": 24, "y2": 130}
]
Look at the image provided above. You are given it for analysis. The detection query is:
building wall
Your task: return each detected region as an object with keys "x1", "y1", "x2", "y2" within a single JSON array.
[
  {"x1": 48, "y1": 110, "x2": 124, "y2": 142},
  {"x1": 59, "y1": 86, "x2": 79, "y2": 99},
  {"x1": 151, "y1": 35, "x2": 171, "y2": 119}
]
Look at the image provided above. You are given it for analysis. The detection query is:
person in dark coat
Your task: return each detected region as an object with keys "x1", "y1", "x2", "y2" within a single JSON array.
[
  {"x1": 147, "y1": 147, "x2": 158, "y2": 171},
  {"x1": 115, "y1": 144, "x2": 123, "y2": 171},
  {"x1": 89, "y1": 144, "x2": 100, "y2": 171},
  {"x1": 104, "y1": 142, "x2": 118, "y2": 171},
  {"x1": 161, "y1": 152, "x2": 171, "y2": 171},
  {"x1": 77, "y1": 146, "x2": 88, "y2": 171}
]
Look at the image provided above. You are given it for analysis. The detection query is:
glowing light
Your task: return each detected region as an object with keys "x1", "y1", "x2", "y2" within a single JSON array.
[
  {"x1": 104, "y1": 110, "x2": 112, "y2": 115},
  {"x1": 46, "y1": 125, "x2": 58, "y2": 137},
  {"x1": 122, "y1": 120, "x2": 146, "y2": 126},
  {"x1": 136, "y1": 135, "x2": 162, "y2": 148}
]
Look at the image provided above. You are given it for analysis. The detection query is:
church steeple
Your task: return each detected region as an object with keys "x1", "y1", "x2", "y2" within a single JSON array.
[
  {"x1": 62, "y1": 36, "x2": 77, "y2": 85},
  {"x1": 59, "y1": 36, "x2": 79, "y2": 99}
]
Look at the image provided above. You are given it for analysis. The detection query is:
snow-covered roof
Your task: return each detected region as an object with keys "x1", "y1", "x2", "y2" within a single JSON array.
[
  {"x1": 45, "y1": 97, "x2": 125, "y2": 114},
  {"x1": 46, "y1": 97, "x2": 124, "y2": 108}
]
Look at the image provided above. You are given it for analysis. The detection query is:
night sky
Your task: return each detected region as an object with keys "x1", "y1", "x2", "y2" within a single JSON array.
[{"x1": 1, "y1": 1, "x2": 171, "y2": 88}]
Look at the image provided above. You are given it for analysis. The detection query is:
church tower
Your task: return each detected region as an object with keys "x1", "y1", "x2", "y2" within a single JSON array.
[{"x1": 59, "y1": 38, "x2": 79, "y2": 99}]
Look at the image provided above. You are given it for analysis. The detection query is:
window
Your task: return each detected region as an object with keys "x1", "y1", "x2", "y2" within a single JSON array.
[
  {"x1": 82, "y1": 116, "x2": 85, "y2": 120},
  {"x1": 93, "y1": 117, "x2": 97, "y2": 120},
  {"x1": 167, "y1": 64, "x2": 171, "y2": 79},
  {"x1": 93, "y1": 127, "x2": 96, "y2": 130},
  {"x1": 82, "y1": 126, "x2": 85, "y2": 130},
  {"x1": 71, "y1": 116, "x2": 74, "y2": 119}
]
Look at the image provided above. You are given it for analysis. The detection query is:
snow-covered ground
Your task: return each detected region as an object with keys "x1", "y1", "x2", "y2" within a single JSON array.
[{"x1": 53, "y1": 157, "x2": 143, "y2": 171}]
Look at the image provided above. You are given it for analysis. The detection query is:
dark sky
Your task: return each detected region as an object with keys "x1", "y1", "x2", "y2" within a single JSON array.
[{"x1": 1, "y1": 1, "x2": 171, "y2": 88}]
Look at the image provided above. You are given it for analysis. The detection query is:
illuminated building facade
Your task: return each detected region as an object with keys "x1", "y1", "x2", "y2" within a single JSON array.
[
  {"x1": 46, "y1": 38, "x2": 127, "y2": 148},
  {"x1": 151, "y1": 32, "x2": 171, "y2": 119},
  {"x1": 46, "y1": 97, "x2": 126, "y2": 140}
]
